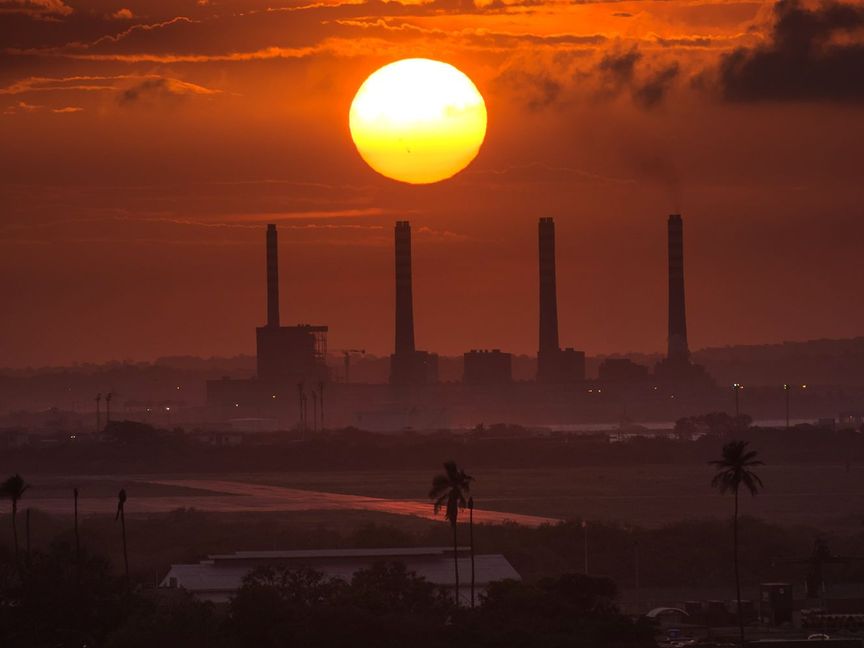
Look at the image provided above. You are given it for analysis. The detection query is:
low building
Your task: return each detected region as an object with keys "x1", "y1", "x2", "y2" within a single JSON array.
[
  {"x1": 161, "y1": 546, "x2": 520, "y2": 606},
  {"x1": 598, "y1": 358, "x2": 649, "y2": 383},
  {"x1": 463, "y1": 350, "x2": 512, "y2": 385}
]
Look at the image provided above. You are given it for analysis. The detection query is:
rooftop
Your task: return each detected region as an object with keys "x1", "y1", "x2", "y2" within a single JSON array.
[{"x1": 162, "y1": 546, "x2": 520, "y2": 604}]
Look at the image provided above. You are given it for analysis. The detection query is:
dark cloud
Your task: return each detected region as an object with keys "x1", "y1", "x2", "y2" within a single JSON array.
[
  {"x1": 719, "y1": 0, "x2": 864, "y2": 102},
  {"x1": 656, "y1": 35, "x2": 716, "y2": 48},
  {"x1": 612, "y1": 12, "x2": 633, "y2": 18},
  {"x1": 0, "y1": 0, "x2": 71, "y2": 16},
  {"x1": 117, "y1": 77, "x2": 218, "y2": 106},
  {"x1": 494, "y1": 68, "x2": 562, "y2": 111},
  {"x1": 633, "y1": 63, "x2": 679, "y2": 109},
  {"x1": 595, "y1": 47, "x2": 678, "y2": 109},
  {"x1": 500, "y1": 47, "x2": 679, "y2": 112},
  {"x1": 597, "y1": 48, "x2": 641, "y2": 85}
]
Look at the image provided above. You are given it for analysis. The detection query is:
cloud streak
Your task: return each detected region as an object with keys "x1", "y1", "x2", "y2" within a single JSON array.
[{"x1": 0, "y1": 0, "x2": 71, "y2": 16}]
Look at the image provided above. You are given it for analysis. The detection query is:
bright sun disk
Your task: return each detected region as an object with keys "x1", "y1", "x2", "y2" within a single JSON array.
[{"x1": 349, "y1": 58, "x2": 487, "y2": 184}]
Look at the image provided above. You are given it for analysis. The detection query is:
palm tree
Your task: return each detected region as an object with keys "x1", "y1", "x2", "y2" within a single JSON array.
[
  {"x1": 115, "y1": 488, "x2": 129, "y2": 582},
  {"x1": 429, "y1": 461, "x2": 472, "y2": 606},
  {"x1": 0, "y1": 474, "x2": 29, "y2": 562},
  {"x1": 710, "y1": 440, "x2": 764, "y2": 647}
]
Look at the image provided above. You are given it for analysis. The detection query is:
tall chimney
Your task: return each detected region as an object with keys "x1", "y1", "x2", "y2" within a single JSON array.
[
  {"x1": 394, "y1": 221, "x2": 415, "y2": 355},
  {"x1": 266, "y1": 224, "x2": 280, "y2": 328},
  {"x1": 538, "y1": 217, "x2": 560, "y2": 355},
  {"x1": 667, "y1": 214, "x2": 689, "y2": 363}
]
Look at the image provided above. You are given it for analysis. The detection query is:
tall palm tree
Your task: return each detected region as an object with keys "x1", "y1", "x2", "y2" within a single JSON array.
[
  {"x1": 710, "y1": 440, "x2": 764, "y2": 647},
  {"x1": 115, "y1": 488, "x2": 129, "y2": 582},
  {"x1": 0, "y1": 474, "x2": 29, "y2": 562},
  {"x1": 429, "y1": 461, "x2": 472, "y2": 606}
]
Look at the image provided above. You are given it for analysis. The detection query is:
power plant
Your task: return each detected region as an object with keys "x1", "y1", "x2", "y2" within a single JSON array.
[
  {"x1": 536, "y1": 217, "x2": 585, "y2": 383},
  {"x1": 389, "y1": 221, "x2": 438, "y2": 386},
  {"x1": 256, "y1": 224, "x2": 329, "y2": 383},
  {"x1": 667, "y1": 214, "x2": 689, "y2": 365},
  {"x1": 654, "y1": 214, "x2": 710, "y2": 384},
  {"x1": 206, "y1": 214, "x2": 715, "y2": 429},
  {"x1": 463, "y1": 350, "x2": 512, "y2": 385}
]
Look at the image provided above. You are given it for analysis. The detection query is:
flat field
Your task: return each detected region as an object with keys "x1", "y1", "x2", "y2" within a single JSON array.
[
  {"x1": 236, "y1": 463, "x2": 864, "y2": 530},
  {"x1": 19, "y1": 463, "x2": 864, "y2": 531}
]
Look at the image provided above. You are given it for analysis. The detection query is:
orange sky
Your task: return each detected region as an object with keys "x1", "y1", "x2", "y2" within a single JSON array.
[{"x1": 1, "y1": 0, "x2": 863, "y2": 367}]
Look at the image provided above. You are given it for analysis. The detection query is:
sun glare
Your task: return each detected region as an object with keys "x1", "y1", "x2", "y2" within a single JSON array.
[{"x1": 349, "y1": 59, "x2": 487, "y2": 184}]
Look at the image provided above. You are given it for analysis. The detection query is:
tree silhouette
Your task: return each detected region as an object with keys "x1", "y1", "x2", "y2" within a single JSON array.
[
  {"x1": 710, "y1": 440, "x2": 764, "y2": 647},
  {"x1": 0, "y1": 474, "x2": 29, "y2": 564},
  {"x1": 429, "y1": 461, "x2": 472, "y2": 605}
]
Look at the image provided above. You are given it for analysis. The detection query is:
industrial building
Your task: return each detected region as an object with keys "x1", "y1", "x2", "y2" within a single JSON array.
[
  {"x1": 653, "y1": 215, "x2": 711, "y2": 384},
  {"x1": 389, "y1": 221, "x2": 439, "y2": 386},
  {"x1": 463, "y1": 349, "x2": 512, "y2": 385},
  {"x1": 256, "y1": 224, "x2": 329, "y2": 383},
  {"x1": 203, "y1": 214, "x2": 717, "y2": 431},
  {"x1": 536, "y1": 217, "x2": 586, "y2": 383},
  {"x1": 206, "y1": 224, "x2": 329, "y2": 415},
  {"x1": 161, "y1": 547, "x2": 520, "y2": 606},
  {"x1": 598, "y1": 358, "x2": 650, "y2": 383}
]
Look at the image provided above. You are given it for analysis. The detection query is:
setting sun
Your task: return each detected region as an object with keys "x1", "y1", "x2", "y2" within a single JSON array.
[{"x1": 349, "y1": 59, "x2": 487, "y2": 184}]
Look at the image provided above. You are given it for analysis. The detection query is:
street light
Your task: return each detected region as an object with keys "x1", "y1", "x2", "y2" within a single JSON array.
[
  {"x1": 783, "y1": 384, "x2": 791, "y2": 430},
  {"x1": 732, "y1": 383, "x2": 743, "y2": 418}
]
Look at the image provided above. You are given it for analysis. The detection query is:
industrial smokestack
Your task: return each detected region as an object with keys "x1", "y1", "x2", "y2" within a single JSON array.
[
  {"x1": 538, "y1": 217, "x2": 559, "y2": 355},
  {"x1": 394, "y1": 221, "x2": 416, "y2": 355},
  {"x1": 667, "y1": 214, "x2": 689, "y2": 363},
  {"x1": 266, "y1": 224, "x2": 280, "y2": 328}
]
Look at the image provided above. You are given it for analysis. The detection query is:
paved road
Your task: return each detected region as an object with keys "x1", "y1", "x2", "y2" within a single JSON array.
[{"x1": 22, "y1": 478, "x2": 560, "y2": 528}]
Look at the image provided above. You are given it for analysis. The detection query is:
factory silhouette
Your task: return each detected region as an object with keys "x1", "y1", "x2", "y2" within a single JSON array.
[{"x1": 207, "y1": 215, "x2": 715, "y2": 430}]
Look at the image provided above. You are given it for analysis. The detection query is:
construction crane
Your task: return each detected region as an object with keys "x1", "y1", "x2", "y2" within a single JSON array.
[{"x1": 338, "y1": 349, "x2": 366, "y2": 384}]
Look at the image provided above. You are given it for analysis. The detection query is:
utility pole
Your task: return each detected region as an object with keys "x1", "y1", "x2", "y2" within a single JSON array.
[
  {"x1": 318, "y1": 381, "x2": 325, "y2": 430},
  {"x1": 582, "y1": 519, "x2": 589, "y2": 574},
  {"x1": 468, "y1": 496, "x2": 475, "y2": 609},
  {"x1": 25, "y1": 508, "x2": 31, "y2": 559},
  {"x1": 311, "y1": 390, "x2": 319, "y2": 433},
  {"x1": 95, "y1": 393, "x2": 102, "y2": 434},
  {"x1": 784, "y1": 384, "x2": 791, "y2": 430},
  {"x1": 105, "y1": 392, "x2": 113, "y2": 429},
  {"x1": 73, "y1": 487, "x2": 80, "y2": 565},
  {"x1": 297, "y1": 383, "x2": 306, "y2": 434},
  {"x1": 115, "y1": 489, "x2": 129, "y2": 583},
  {"x1": 732, "y1": 383, "x2": 742, "y2": 419}
]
